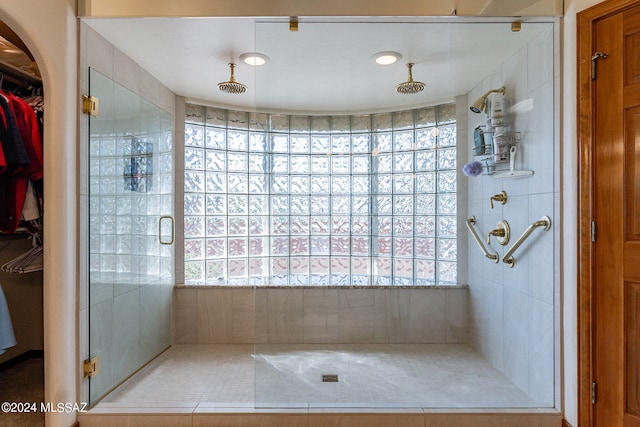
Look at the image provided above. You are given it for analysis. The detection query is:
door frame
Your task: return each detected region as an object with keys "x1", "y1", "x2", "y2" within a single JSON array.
[{"x1": 577, "y1": 0, "x2": 640, "y2": 426}]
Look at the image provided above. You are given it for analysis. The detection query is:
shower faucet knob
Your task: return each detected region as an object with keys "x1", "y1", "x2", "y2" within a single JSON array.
[
  {"x1": 490, "y1": 190, "x2": 508, "y2": 209},
  {"x1": 487, "y1": 220, "x2": 510, "y2": 246},
  {"x1": 487, "y1": 228, "x2": 505, "y2": 245}
]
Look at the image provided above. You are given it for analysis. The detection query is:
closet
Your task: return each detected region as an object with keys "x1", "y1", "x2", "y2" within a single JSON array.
[{"x1": 0, "y1": 19, "x2": 45, "y2": 427}]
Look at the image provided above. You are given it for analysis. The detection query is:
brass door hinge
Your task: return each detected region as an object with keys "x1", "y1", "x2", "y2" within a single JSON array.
[
  {"x1": 82, "y1": 95, "x2": 99, "y2": 116},
  {"x1": 83, "y1": 356, "x2": 99, "y2": 378}
]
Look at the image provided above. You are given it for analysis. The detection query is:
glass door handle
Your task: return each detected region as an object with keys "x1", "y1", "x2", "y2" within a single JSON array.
[{"x1": 159, "y1": 216, "x2": 175, "y2": 245}]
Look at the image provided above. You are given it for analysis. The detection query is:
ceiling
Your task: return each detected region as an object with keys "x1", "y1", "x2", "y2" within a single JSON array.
[{"x1": 85, "y1": 17, "x2": 553, "y2": 114}]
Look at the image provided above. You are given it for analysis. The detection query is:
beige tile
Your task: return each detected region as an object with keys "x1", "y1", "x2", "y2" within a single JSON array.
[
  {"x1": 254, "y1": 289, "x2": 269, "y2": 344},
  {"x1": 444, "y1": 288, "x2": 469, "y2": 343},
  {"x1": 139, "y1": 285, "x2": 166, "y2": 362},
  {"x1": 338, "y1": 289, "x2": 375, "y2": 343},
  {"x1": 80, "y1": 21, "x2": 88, "y2": 75},
  {"x1": 267, "y1": 289, "x2": 303, "y2": 343},
  {"x1": 194, "y1": 413, "x2": 308, "y2": 427},
  {"x1": 303, "y1": 288, "x2": 339, "y2": 343},
  {"x1": 139, "y1": 68, "x2": 160, "y2": 106},
  {"x1": 374, "y1": 289, "x2": 409, "y2": 343},
  {"x1": 232, "y1": 288, "x2": 255, "y2": 343},
  {"x1": 422, "y1": 408, "x2": 494, "y2": 414},
  {"x1": 173, "y1": 288, "x2": 197, "y2": 344},
  {"x1": 539, "y1": 413, "x2": 563, "y2": 427},
  {"x1": 310, "y1": 408, "x2": 423, "y2": 414},
  {"x1": 79, "y1": 196, "x2": 89, "y2": 309},
  {"x1": 195, "y1": 407, "x2": 307, "y2": 413},
  {"x1": 97, "y1": 343, "x2": 538, "y2": 409},
  {"x1": 197, "y1": 289, "x2": 233, "y2": 343},
  {"x1": 79, "y1": 307, "x2": 89, "y2": 361},
  {"x1": 86, "y1": 25, "x2": 114, "y2": 77},
  {"x1": 159, "y1": 285, "x2": 173, "y2": 347},
  {"x1": 500, "y1": 413, "x2": 562, "y2": 427},
  {"x1": 113, "y1": 48, "x2": 140, "y2": 95},
  {"x1": 407, "y1": 289, "x2": 446, "y2": 343},
  {"x1": 426, "y1": 412, "x2": 561, "y2": 427},
  {"x1": 429, "y1": 411, "x2": 561, "y2": 427},
  {"x1": 309, "y1": 413, "x2": 424, "y2": 427},
  {"x1": 428, "y1": 413, "x2": 498, "y2": 427},
  {"x1": 87, "y1": 299, "x2": 114, "y2": 402},
  {"x1": 78, "y1": 414, "x2": 192, "y2": 427},
  {"x1": 101, "y1": 345, "x2": 254, "y2": 405},
  {"x1": 195, "y1": 402, "x2": 255, "y2": 409},
  {"x1": 93, "y1": 403, "x2": 197, "y2": 410},
  {"x1": 160, "y1": 85, "x2": 176, "y2": 114},
  {"x1": 110, "y1": 290, "x2": 142, "y2": 391},
  {"x1": 90, "y1": 279, "x2": 114, "y2": 307}
]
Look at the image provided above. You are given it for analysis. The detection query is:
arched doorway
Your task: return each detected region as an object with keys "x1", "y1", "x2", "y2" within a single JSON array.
[{"x1": 0, "y1": 18, "x2": 45, "y2": 427}]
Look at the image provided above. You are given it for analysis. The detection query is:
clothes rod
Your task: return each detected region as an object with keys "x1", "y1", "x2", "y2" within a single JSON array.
[{"x1": 0, "y1": 59, "x2": 41, "y2": 87}]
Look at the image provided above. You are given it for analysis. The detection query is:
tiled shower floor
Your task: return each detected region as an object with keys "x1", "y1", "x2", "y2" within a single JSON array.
[{"x1": 97, "y1": 343, "x2": 540, "y2": 410}]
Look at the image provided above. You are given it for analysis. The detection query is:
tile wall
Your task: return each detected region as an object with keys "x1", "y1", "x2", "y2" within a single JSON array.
[
  {"x1": 174, "y1": 287, "x2": 468, "y2": 344},
  {"x1": 465, "y1": 23, "x2": 559, "y2": 406}
]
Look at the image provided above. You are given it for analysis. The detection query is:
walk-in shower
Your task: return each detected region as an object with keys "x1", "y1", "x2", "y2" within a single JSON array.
[{"x1": 83, "y1": 15, "x2": 559, "y2": 420}]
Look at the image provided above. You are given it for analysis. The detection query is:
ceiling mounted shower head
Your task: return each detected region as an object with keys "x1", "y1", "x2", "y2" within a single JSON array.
[
  {"x1": 218, "y1": 63, "x2": 247, "y2": 94},
  {"x1": 396, "y1": 63, "x2": 425, "y2": 95}
]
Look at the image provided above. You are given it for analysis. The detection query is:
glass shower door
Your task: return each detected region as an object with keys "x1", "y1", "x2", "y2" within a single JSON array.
[
  {"x1": 251, "y1": 19, "x2": 558, "y2": 410},
  {"x1": 87, "y1": 68, "x2": 174, "y2": 404}
]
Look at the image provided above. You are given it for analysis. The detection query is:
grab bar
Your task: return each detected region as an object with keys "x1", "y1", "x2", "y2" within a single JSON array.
[
  {"x1": 466, "y1": 216, "x2": 499, "y2": 263},
  {"x1": 502, "y1": 216, "x2": 551, "y2": 268}
]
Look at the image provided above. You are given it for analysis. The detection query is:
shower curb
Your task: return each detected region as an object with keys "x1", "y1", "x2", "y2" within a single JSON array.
[{"x1": 78, "y1": 407, "x2": 562, "y2": 427}]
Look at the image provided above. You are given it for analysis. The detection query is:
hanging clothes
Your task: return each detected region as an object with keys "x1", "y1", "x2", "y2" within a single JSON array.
[
  {"x1": 0, "y1": 89, "x2": 43, "y2": 232},
  {"x1": 6, "y1": 92, "x2": 43, "y2": 179},
  {"x1": 21, "y1": 180, "x2": 39, "y2": 222},
  {"x1": 0, "y1": 284, "x2": 16, "y2": 355},
  {"x1": 0, "y1": 93, "x2": 30, "y2": 166}
]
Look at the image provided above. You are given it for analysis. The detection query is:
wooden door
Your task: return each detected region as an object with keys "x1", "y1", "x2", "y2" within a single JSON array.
[{"x1": 591, "y1": 3, "x2": 640, "y2": 427}]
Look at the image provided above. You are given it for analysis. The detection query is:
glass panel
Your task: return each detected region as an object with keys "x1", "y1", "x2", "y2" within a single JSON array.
[
  {"x1": 134, "y1": 18, "x2": 562, "y2": 413},
  {"x1": 88, "y1": 69, "x2": 173, "y2": 404}
]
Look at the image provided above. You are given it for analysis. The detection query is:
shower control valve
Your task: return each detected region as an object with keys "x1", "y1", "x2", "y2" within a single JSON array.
[
  {"x1": 487, "y1": 220, "x2": 510, "y2": 246},
  {"x1": 489, "y1": 190, "x2": 508, "y2": 209}
]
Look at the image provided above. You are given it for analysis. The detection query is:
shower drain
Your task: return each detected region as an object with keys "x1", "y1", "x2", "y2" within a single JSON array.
[{"x1": 322, "y1": 374, "x2": 339, "y2": 382}]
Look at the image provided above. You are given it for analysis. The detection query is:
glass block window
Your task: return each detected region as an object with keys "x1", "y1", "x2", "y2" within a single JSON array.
[{"x1": 183, "y1": 103, "x2": 457, "y2": 286}]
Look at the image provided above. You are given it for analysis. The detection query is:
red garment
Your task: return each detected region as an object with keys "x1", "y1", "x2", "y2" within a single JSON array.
[
  {"x1": 6, "y1": 93, "x2": 43, "y2": 180},
  {"x1": 0, "y1": 91, "x2": 43, "y2": 232},
  {"x1": 0, "y1": 104, "x2": 8, "y2": 175},
  {"x1": 0, "y1": 138, "x2": 6, "y2": 175}
]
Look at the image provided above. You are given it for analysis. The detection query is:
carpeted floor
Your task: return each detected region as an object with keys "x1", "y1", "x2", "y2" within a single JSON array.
[{"x1": 0, "y1": 357, "x2": 45, "y2": 427}]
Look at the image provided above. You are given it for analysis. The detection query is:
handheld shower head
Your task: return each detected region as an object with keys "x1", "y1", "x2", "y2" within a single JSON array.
[{"x1": 469, "y1": 87, "x2": 505, "y2": 113}]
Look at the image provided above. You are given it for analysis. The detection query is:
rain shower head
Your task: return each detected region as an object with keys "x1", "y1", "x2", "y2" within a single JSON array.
[
  {"x1": 396, "y1": 63, "x2": 425, "y2": 95},
  {"x1": 218, "y1": 63, "x2": 247, "y2": 94}
]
